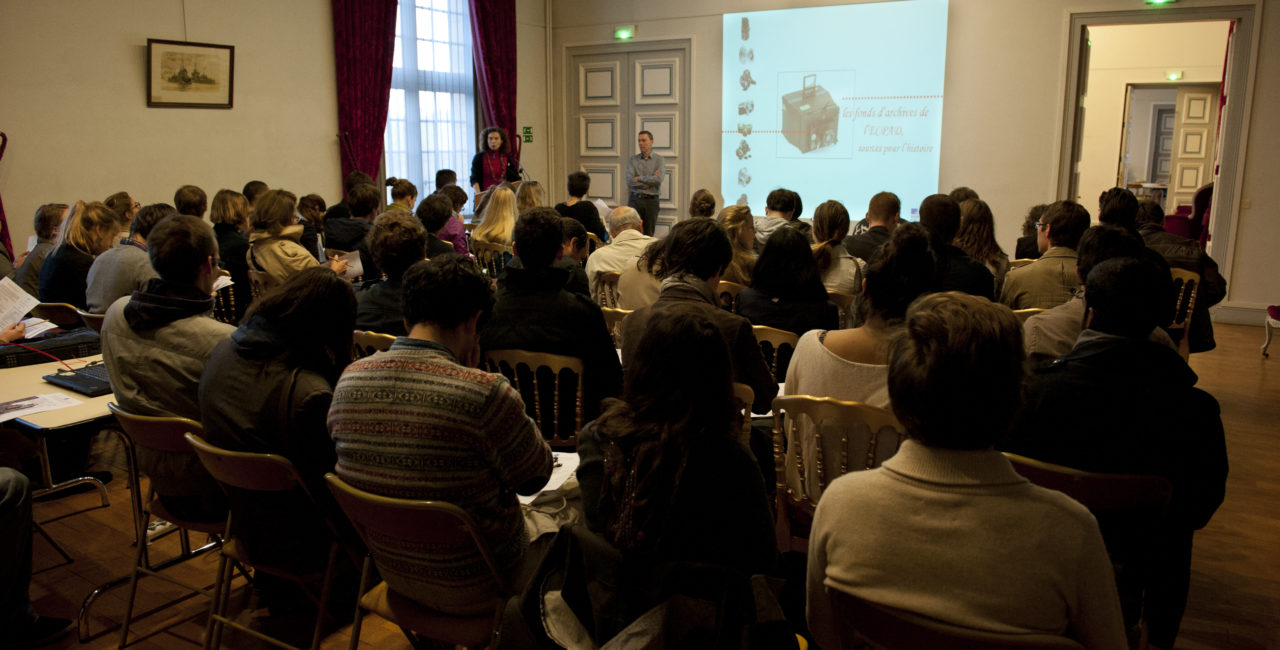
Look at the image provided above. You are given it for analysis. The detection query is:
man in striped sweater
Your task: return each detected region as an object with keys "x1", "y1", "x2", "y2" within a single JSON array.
[{"x1": 328, "y1": 256, "x2": 553, "y2": 615}]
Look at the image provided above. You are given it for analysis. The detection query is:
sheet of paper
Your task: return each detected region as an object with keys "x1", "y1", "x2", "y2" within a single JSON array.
[
  {"x1": 0, "y1": 277, "x2": 38, "y2": 328},
  {"x1": 519, "y1": 452, "x2": 581, "y2": 505},
  {"x1": 26, "y1": 235, "x2": 38, "y2": 253},
  {"x1": 340, "y1": 251, "x2": 364, "y2": 281},
  {"x1": 212, "y1": 274, "x2": 234, "y2": 292},
  {"x1": 592, "y1": 199, "x2": 611, "y2": 223},
  {"x1": 20, "y1": 317, "x2": 58, "y2": 339},
  {"x1": 0, "y1": 393, "x2": 84, "y2": 423}
]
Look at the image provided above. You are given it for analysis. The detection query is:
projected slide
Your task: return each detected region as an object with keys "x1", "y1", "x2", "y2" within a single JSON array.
[{"x1": 723, "y1": 0, "x2": 947, "y2": 220}]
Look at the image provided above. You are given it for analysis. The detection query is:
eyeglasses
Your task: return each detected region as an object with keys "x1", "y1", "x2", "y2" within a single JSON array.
[{"x1": 1034, "y1": 222, "x2": 1045, "y2": 229}]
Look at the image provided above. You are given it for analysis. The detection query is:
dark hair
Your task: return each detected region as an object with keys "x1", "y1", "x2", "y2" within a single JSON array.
[
  {"x1": 251, "y1": 189, "x2": 298, "y2": 234},
  {"x1": 918, "y1": 194, "x2": 961, "y2": 243},
  {"x1": 638, "y1": 129, "x2": 653, "y2": 140},
  {"x1": 438, "y1": 185, "x2": 468, "y2": 211},
  {"x1": 1085, "y1": 258, "x2": 1167, "y2": 338},
  {"x1": 241, "y1": 180, "x2": 269, "y2": 204},
  {"x1": 561, "y1": 216, "x2": 587, "y2": 252},
  {"x1": 1098, "y1": 187, "x2": 1139, "y2": 230},
  {"x1": 689, "y1": 189, "x2": 716, "y2": 218},
  {"x1": 241, "y1": 266, "x2": 355, "y2": 380},
  {"x1": 34, "y1": 203, "x2": 68, "y2": 240},
  {"x1": 414, "y1": 194, "x2": 454, "y2": 234},
  {"x1": 369, "y1": 212, "x2": 427, "y2": 279},
  {"x1": 512, "y1": 207, "x2": 564, "y2": 269},
  {"x1": 948, "y1": 186, "x2": 980, "y2": 204},
  {"x1": 653, "y1": 218, "x2": 732, "y2": 281},
  {"x1": 811, "y1": 200, "x2": 850, "y2": 275},
  {"x1": 1043, "y1": 200, "x2": 1091, "y2": 249},
  {"x1": 173, "y1": 185, "x2": 207, "y2": 218},
  {"x1": 297, "y1": 194, "x2": 327, "y2": 222},
  {"x1": 864, "y1": 222, "x2": 937, "y2": 323},
  {"x1": 595, "y1": 307, "x2": 737, "y2": 551},
  {"x1": 1022, "y1": 204, "x2": 1050, "y2": 238},
  {"x1": 210, "y1": 190, "x2": 250, "y2": 228},
  {"x1": 343, "y1": 171, "x2": 374, "y2": 196},
  {"x1": 953, "y1": 199, "x2": 1006, "y2": 268},
  {"x1": 1135, "y1": 199, "x2": 1165, "y2": 227},
  {"x1": 868, "y1": 191, "x2": 900, "y2": 224},
  {"x1": 888, "y1": 292, "x2": 1024, "y2": 449},
  {"x1": 479, "y1": 126, "x2": 510, "y2": 154},
  {"x1": 791, "y1": 190, "x2": 804, "y2": 220},
  {"x1": 104, "y1": 192, "x2": 134, "y2": 226},
  {"x1": 387, "y1": 177, "x2": 418, "y2": 202},
  {"x1": 751, "y1": 226, "x2": 828, "y2": 301},
  {"x1": 401, "y1": 256, "x2": 494, "y2": 330},
  {"x1": 435, "y1": 169, "x2": 457, "y2": 191},
  {"x1": 766, "y1": 188, "x2": 796, "y2": 215},
  {"x1": 1076, "y1": 224, "x2": 1145, "y2": 281},
  {"x1": 567, "y1": 171, "x2": 591, "y2": 199},
  {"x1": 347, "y1": 183, "x2": 381, "y2": 218},
  {"x1": 148, "y1": 215, "x2": 216, "y2": 284},
  {"x1": 131, "y1": 203, "x2": 175, "y2": 240}
]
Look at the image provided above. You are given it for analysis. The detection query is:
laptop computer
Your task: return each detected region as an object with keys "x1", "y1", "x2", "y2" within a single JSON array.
[{"x1": 42, "y1": 362, "x2": 113, "y2": 397}]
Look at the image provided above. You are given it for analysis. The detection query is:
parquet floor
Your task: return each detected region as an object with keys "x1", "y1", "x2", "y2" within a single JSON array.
[{"x1": 24, "y1": 323, "x2": 1280, "y2": 649}]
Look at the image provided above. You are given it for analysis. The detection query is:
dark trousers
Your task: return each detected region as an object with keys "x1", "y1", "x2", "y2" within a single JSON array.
[
  {"x1": 629, "y1": 194, "x2": 660, "y2": 236},
  {"x1": 0, "y1": 468, "x2": 34, "y2": 632}
]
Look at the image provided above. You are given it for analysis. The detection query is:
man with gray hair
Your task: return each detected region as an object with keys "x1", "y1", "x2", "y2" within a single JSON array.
[{"x1": 584, "y1": 206, "x2": 655, "y2": 297}]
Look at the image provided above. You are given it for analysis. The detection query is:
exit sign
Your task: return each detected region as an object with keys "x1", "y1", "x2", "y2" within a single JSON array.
[{"x1": 521, "y1": 126, "x2": 533, "y2": 143}]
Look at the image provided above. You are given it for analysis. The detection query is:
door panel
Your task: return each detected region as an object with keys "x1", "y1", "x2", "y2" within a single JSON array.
[{"x1": 1166, "y1": 84, "x2": 1219, "y2": 213}]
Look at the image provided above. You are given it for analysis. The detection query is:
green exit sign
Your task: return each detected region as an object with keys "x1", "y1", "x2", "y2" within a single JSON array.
[{"x1": 522, "y1": 126, "x2": 533, "y2": 143}]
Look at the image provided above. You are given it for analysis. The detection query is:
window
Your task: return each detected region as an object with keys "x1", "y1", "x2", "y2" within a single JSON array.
[{"x1": 384, "y1": 0, "x2": 475, "y2": 207}]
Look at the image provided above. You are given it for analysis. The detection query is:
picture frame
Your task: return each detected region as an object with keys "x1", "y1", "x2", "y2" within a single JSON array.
[{"x1": 147, "y1": 38, "x2": 234, "y2": 109}]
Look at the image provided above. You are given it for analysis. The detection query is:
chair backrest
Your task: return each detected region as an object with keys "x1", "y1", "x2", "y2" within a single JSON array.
[
  {"x1": 482, "y1": 349, "x2": 585, "y2": 449},
  {"x1": 1013, "y1": 308, "x2": 1046, "y2": 323},
  {"x1": 596, "y1": 270, "x2": 622, "y2": 308},
  {"x1": 601, "y1": 307, "x2": 632, "y2": 348},
  {"x1": 211, "y1": 268, "x2": 237, "y2": 325},
  {"x1": 352, "y1": 330, "x2": 397, "y2": 359},
  {"x1": 1002, "y1": 453, "x2": 1172, "y2": 513},
  {"x1": 772, "y1": 395, "x2": 905, "y2": 553},
  {"x1": 828, "y1": 290, "x2": 856, "y2": 329},
  {"x1": 829, "y1": 589, "x2": 1086, "y2": 650},
  {"x1": 1169, "y1": 268, "x2": 1200, "y2": 360},
  {"x1": 472, "y1": 240, "x2": 511, "y2": 280},
  {"x1": 109, "y1": 402, "x2": 204, "y2": 453},
  {"x1": 31, "y1": 302, "x2": 82, "y2": 327},
  {"x1": 1009, "y1": 258, "x2": 1036, "y2": 270},
  {"x1": 247, "y1": 269, "x2": 278, "y2": 300},
  {"x1": 184, "y1": 432, "x2": 306, "y2": 494},
  {"x1": 586, "y1": 232, "x2": 607, "y2": 255},
  {"x1": 76, "y1": 308, "x2": 106, "y2": 333},
  {"x1": 1189, "y1": 182, "x2": 1213, "y2": 243},
  {"x1": 731, "y1": 382, "x2": 755, "y2": 447},
  {"x1": 717, "y1": 280, "x2": 746, "y2": 311},
  {"x1": 324, "y1": 473, "x2": 513, "y2": 596},
  {"x1": 752, "y1": 325, "x2": 800, "y2": 382}
]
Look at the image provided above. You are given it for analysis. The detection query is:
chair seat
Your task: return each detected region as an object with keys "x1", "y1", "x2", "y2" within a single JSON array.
[
  {"x1": 148, "y1": 498, "x2": 226, "y2": 536},
  {"x1": 360, "y1": 581, "x2": 502, "y2": 647}
]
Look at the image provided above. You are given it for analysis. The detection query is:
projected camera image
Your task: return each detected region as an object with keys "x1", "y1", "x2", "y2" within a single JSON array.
[
  {"x1": 781, "y1": 74, "x2": 840, "y2": 154},
  {"x1": 739, "y1": 69, "x2": 757, "y2": 91}
]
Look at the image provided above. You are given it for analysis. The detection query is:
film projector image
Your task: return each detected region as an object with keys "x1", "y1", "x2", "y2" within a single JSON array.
[{"x1": 778, "y1": 72, "x2": 851, "y2": 157}]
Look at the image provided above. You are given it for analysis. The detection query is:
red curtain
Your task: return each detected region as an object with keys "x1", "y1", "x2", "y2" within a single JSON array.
[
  {"x1": 0, "y1": 133, "x2": 11, "y2": 259},
  {"x1": 470, "y1": 0, "x2": 521, "y2": 165},
  {"x1": 331, "y1": 0, "x2": 398, "y2": 182}
]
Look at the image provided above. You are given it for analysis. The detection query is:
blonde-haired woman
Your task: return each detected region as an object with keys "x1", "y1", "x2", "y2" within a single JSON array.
[
  {"x1": 248, "y1": 189, "x2": 347, "y2": 285},
  {"x1": 516, "y1": 180, "x2": 543, "y2": 215},
  {"x1": 38, "y1": 201, "x2": 120, "y2": 308},
  {"x1": 717, "y1": 205, "x2": 757, "y2": 285},
  {"x1": 472, "y1": 186, "x2": 517, "y2": 247}
]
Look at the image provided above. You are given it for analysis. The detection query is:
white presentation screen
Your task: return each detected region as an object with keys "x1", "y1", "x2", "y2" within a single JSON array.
[{"x1": 722, "y1": 0, "x2": 948, "y2": 220}]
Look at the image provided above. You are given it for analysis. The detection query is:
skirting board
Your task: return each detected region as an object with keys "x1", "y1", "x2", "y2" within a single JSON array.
[{"x1": 1210, "y1": 302, "x2": 1268, "y2": 326}]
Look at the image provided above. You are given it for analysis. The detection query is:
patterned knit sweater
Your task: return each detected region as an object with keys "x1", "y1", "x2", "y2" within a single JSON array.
[{"x1": 328, "y1": 337, "x2": 553, "y2": 615}]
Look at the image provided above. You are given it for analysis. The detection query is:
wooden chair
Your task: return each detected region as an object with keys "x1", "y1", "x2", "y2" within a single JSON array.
[
  {"x1": 772, "y1": 395, "x2": 905, "y2": 554},
  {"x1": 752, "y1": 325, "x2": 800, "y2": 382},
  {"x1": 717, "y1": 280, "x2": 746, "y2": 311},
  {"x1": 587, "y1": 232, "x2": 607, "y2": 255},
  {"x1": 601, "y1": 307, "x2": 632, "y2": 349},
  {"x1": 185, "y1": 433, "x2": 343, "y2": 650},
  {"x1": 472, "y1": 240, "x2": 512, "y2": 280},
  {"x1": 596, "y1": 270, "x2": 622, "y2": 308},
  {"x1": 1013, "y1": 308, "x2": 1046, "y2": 323},
  {"x1": 1168, "y1": 268, "x2": 1200, "y2": 360},
  {"x1": 75, "y1": 308, "x2": 106, "y2": 333},
  {"x1": 828, "y1": 290, "x2": 856, "y2": 329},
  {"x1": 828, "y1": 589, "x2": 1086, "y2": 650},
  {"x1": 1009, "y1": 258, "x2": 1037, "y2": 270},
  {"x1": 324, "y1": 473, "x2": 512, "y2": 650},
  {"x1": 212, "y1": 269, "x2": 238, "y2": 325},
  {"x1": 247, "y1": 269, "x2": 278, "y2": 301},
  {"x1": 30, "y1": 302, "x2": 82, "y2": 327},
  {"x1": 482, "y1": 349, "x2": 585, "y2": 449},
  {"x1": 731, "y1": 382, "x2": 755, "y2": 446},
  {"x1": 103, "y1": 403, "x2": 227, "y2": 648},
  {"x1": 1262, "y1": 307, "x2": 1280, "y2": 358},
  {"x1": 352, "y1": 330, "x2": 396, "y2": 359}
]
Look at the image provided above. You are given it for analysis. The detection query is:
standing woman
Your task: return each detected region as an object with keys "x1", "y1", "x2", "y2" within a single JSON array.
[
  {"x1": 811, "y1": 200, "x2": 863, "y2": 294},
  {"x1": 954, "y1": 199, "x2": 1010, "y2": 296},
  {"x1": 385, "y1": 177, "x2": 417, "y2": 215},
  {"x1": 210, "y1": 190, "x2": 253, "y2": 320},
  {"x1": 469, "y1": 127, "x2": 520, "y2": 196},
  {"x1": 38, "y1": 201, "x2": 119, "y2": 308},
  {"x1": 717, "y1": 205, "x2": 757, "y2": 285}
]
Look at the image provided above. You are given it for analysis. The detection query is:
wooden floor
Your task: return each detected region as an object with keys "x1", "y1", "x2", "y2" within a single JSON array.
[{"x1": 25, "y1": 322, "x2": 1280, "y2": 649}]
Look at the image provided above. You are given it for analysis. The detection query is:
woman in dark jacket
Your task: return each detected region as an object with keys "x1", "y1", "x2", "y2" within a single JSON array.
[
  {"x1": 38, "y1": 201, "x2": 119, "y2": 309},
  {"x1": 210, "y1": 189, "x2": 252, "y2": 321},
  {"x1": 737, "y1": 226, "x2": 839, "y2": 337}
]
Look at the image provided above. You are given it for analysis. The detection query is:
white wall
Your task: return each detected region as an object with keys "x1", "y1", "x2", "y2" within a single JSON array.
[
  {"x1": 1078, "y1": 21, "x2": 1229, "y2": 203},
  {"x1": 0, "y1": 0, "x2": 341, "y2": 249},
  {"x1": 515, "y1": 0, "x2": 551, "y2": 193}
]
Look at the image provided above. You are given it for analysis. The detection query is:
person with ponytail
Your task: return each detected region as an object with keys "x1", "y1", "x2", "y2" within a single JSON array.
[
  {"x1": 38, "y1": 201, "x2": 120, "y2": 308},
  {"x1": 385, "y1": 177, "x2": 417, "y2": 215},
  {"x1": 811, "y1": 200, "x2": 862, "y2": 294}
]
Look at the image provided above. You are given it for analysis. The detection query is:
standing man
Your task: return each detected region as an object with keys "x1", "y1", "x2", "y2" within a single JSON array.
[{"x1": 627, "y1": 130, "x2": 664, "y2": 236}]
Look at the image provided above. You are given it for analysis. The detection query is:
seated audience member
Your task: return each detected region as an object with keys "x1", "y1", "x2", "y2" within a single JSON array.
[
  {"x1": 1000, "y1": 199, "x2": 1090, "y2": 309},
  {"x1": 15, "y1": 203, "x2": 67, "y2": 297},
  {"x1": 617, "y1": 239, "x2": 664, "y2": 311},
  {"x1": 85, "y1": 203, "x2": 169, "y2": 313},
  {"x1": 557, "y1": 217, "x2": 591, "y2": 297},
  {"x1": 435, "y1": 168, "x2": 457, "y2": 192},
  {"x1": 843, "y1": 191, "x2": 899, "y2": 262},
  {"x1": 38, "y1": 201, "x2": 118, "y2": 308},
  {"x1": 210, "y1": 191, "x2": 252, "y2": 319},
  {"x1": 102, "y1": 215, "x2": 233, "y2": 522},
  {"x1": 385, "y1": 177, "x2": 417, "y2": 215},
  {"x1": 413, "y1": 193, "x2": 462, "y2": 259},
  {"x1": 688, "y1": 188, "x2": 717, "y2": 219},
  {"x1": 577, "y1": 308, "x2": 776, "y2": 572},
  {"x1": 516, "y1": 180, "x2": 544, "y2": 215},
  {"x1": 919, "y1": 194, "x2": 994, "y2": 299},
  {"x1": 242, "y1": 180, "x2": 269, "y2": 206},
  {"x1": 248, "y1": 189, "x2": 346, "y2": 285},
  {"x1": 811, "y1": 200, "x2": 862, "y2": 294},
  {"x1": 323, "y1": 171, "x2": 374, "y2": 223},
  {"x1": 807, "y1": 292, "x2": 1126, "y2": 650},
  {"x1": 200, "y1": 267, "x2": 355, "y2": 577},
  {"x1": 174, "y1": 185, "x2": 207, "y2": 219},
  {"x1": 324, "y1": 182, "x2": 379, "y2": 254},
  {"x1": 103, "y1": 191, "x2": 138, "y2": 239},
  {"x1": 1098, "y1": 187, "x2": 1140, "y2": 233},
  {"x1": 480, "y1": 208, "x2": 622, "y2": 428},
  {"x1": 296, "y1": 193, "x2": 327, "y2": 261},
  {"x1": 948, "y1": 185, "x2": 980, "y2": 204},
  {"x1": 1, "y1": 468, "x2": 74, "y2": 646},
  {"x1": 555, "y1": 171, "x2": 608, "y2": 242},
  {"x1": 954, "y1": 199, "x2": 1009, "y2": 295},
  {"x1": 1, "y1": 322, "x2": 25, "y2": 343},
  {"x1": 1022, "y1": 225, "x2": 1175, "y2": 365},
  {"x1": 717, "y1": 205, "x2": 757, "y2": 285},
  {"x1": 622, "y1": 218, "x2": 776, "y2": 413},
  {"x1": 472, "y1": 186, "x2": 517, "y2": 247},
  {"x1": 329, "y1": 256, "x2": 553, "y2": 614},
  {"x1": 0, "y1": 247, "x2": 16, "y2": 282},
  {"x1": 435, "y1": 184, "x2": 472, "y2": 257},
  {"x1": 1136, "y1": 199, "x2": 1226, "y2": 353},
  {"x1": 738, "y1": 227, "x2": 838, "y2": 342},
  {"x1": 754, "y1": 188, "x2": 809, "y2": 249},
  {"x1": 1014, "y1": 204, "x2": 1049, "y2": 260},
  {"x1": 584, "y1": 206, "x2": 655, "y2": 297},
  {"x1": 356, "y1": 212, "x2": 427, "y2": 336},
  {"x1": 1007, "y1": 258, "x2": 1227, "y2": 650}
]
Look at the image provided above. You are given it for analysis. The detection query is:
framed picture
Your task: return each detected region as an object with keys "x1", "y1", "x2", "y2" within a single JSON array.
[{"x1": 147, "y1": 38, "x2": 234, "y2": 108}]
